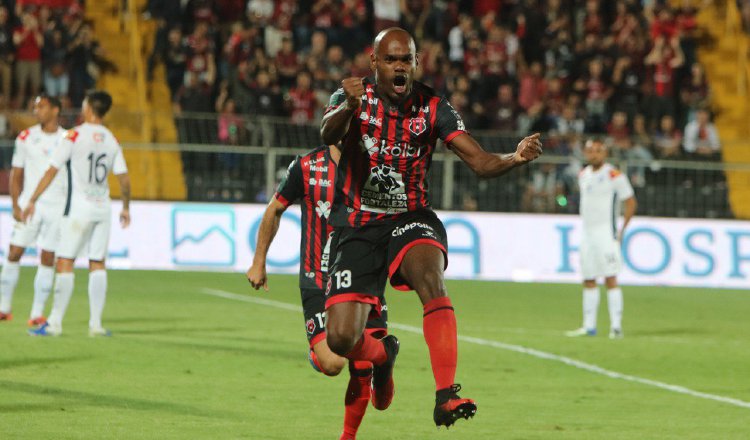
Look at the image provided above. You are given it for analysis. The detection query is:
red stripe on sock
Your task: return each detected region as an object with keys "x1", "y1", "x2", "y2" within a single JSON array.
[
  {"x1": 345, "y1": 333, "x2": 386, "y2": 365},
  {"x1": 423, "y1": 296, "x2": 457, "y2": 390}
]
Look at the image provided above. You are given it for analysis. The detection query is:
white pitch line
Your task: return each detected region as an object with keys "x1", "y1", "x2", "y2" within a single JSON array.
[{"x1": 200, "y1": 288, "x2": 750, "y2": 410}]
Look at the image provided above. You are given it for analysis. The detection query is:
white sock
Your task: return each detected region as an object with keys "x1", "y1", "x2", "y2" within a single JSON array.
[
  {"x1": 30, "y1": 265, "x2": 55, "y2": 319},
  {"x1": 88, "y1": 270, "x2": 107, "y2": 330},
  {"x1": 607, "y1": 287, "x2": 624, "y2": 331},
  {"x1": 0, "y1": 261, "x2": 21, "y2": 313},
  {"x1": 582, "y1": 287, "x2": 600, "y2": 331},
  {"x1": 48, "y1": 273, "x2": 75, "y2": 329}
]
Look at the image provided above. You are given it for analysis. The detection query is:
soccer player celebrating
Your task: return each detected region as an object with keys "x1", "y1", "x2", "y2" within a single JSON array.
[
  {"x1": 320, "y1": 28, "x2": 542, "y2": 427},
  {"x1": 0, "y1": 94, "x2": 66, "y2": 325},
  {"x1": 24, "y1": 90, "x2": 131, "y2": 337},
  {"x1": 247, "y1": 144, "x2": 387, "y2": 440},
  {"x1": 566, "y1": 139, "x2": 637, "y2": 339}
]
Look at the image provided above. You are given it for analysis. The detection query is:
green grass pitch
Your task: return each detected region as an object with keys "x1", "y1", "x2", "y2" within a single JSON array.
[{"x1": 1, "y1": 269, "x2": 748, "y2": 439}]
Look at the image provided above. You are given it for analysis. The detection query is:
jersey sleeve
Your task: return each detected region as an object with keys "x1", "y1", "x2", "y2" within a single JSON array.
[
  {"x1": 11, "y1": 134, "x2": 27, "y2": 168},
  {"x1": 435, "y1": 97, "x2": 468, "y2": 144},
  {"x1": 50, "y1": 131, "x2": 75, "y2": 169},
  {"x1": 274, "y1": 156, "x2": 304, "y2": 207},
  {"x1": 324, "y1": 88, "x2": 347, "y2": 115},
  {"x1": 112, "y1": 144, "x2": 128, "y2": 175},
  {"x1": 613, "y1": 172, "x2": 635, "y2": 200}
]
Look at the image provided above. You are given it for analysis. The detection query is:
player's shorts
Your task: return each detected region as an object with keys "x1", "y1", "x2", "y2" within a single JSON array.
[
  {"x1": 9, "y1": 205, "x2": 62, "y2": 251},
  {"x1": 580, "y1": 231, "x2": 622, "y2": 280},
  {"x1": 302, "y1": 287, "x2": 388, "y2": 347},
  {"x1": 56, "y1": 216, "x2": 111, "y2": 261},
  {"x1": 325, "y1": 209, "x2": 448, "y2": 317}
]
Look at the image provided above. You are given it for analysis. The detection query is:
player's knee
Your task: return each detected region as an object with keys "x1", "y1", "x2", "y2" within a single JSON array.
[
  {"x1": 7, "y1": 247, "x2": 24, "y2": 262},
  {"x1": 326, "y1": 329, "x2": 357, "y2": 357},
  {"x1": 40, "y1": 251, "x2": 55, "y2": 267},
  {"x1": 318, "y1": 354, "x2": 345, "y2": 376}
]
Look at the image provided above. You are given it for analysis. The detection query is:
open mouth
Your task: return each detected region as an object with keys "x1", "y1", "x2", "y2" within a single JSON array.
[{"x1": 393, "y1": 74, "x2": 407, "y2": 94}]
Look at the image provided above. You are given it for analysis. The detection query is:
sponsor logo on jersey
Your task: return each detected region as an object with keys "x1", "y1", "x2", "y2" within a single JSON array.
[
  {"x1": 303, "y1": 156, "x2": 325, "y2": 167},
  {"x1": 309, "y1": 178, "x2": 331, "y2": 187},
  {"x1": 359, "y1": 112, "x2": 382, "y2": 127},
  {"x1": 392, "y1": 222, "x2": 435, "y2": 237},
  {"x1": 309, "y1": 165, "x2": 328, "y2": 172},
  {"x1": 362, "y1": 96, "x2": 379, "y2": 105},
  {"x1": 361, "y1": 135, "x2": 423, "y2": 158},
  {"x1": 93, "y1": 132, "x2": 105, "y2": 143},
  {"x1": 369, "y1": 164, "x2": 402, "y2": 193},
  {"x1": 409, "y1": 117, "x2": 427, "y2": 136},
  {"x1": 315, "y1": 200, "x2": 332, "y2": 219},
  {"x1": 411, "y1": 105, "x2": 430, "y2": 113}
]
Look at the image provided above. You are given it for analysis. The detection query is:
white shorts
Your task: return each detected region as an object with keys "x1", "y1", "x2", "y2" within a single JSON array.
[
  {"x1": 9, "y1": 207, "x2": 61, "y2": 252},
  {"x1": 56, "y1": 216, "x2": 111, "y2": 261},
  {"x1": 580, "y1": 232, "x2": 622, "y2": 280}
]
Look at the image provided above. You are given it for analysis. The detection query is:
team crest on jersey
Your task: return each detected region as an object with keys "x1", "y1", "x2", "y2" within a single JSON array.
[
  {"x1": 64, "y1": 130, "x2": 79, "y2": 142},
  {"x1": 409, "y1": 117, "x2": 427, "y2": 136},
  {"x1": 315, "y1": 200, "x2": 331, "y2": 218},
  {"x1": 306, "y1": 318, "x2": 316, "y2": 334},
  {"x1": 93, "y1": 132, "x2": 105, "y2": 143}
]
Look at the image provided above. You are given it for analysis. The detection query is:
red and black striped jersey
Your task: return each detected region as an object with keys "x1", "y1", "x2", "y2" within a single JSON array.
[
  {"x1": 325, "y1": 77, "x2": 467, "y2": 227},
  {"x1": 274, "y1": 146, "x2": 337, "y2": 290}
]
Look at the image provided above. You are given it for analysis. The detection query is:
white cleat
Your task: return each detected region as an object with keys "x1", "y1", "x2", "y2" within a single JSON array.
[
  {"x1": 565, "y1": 327, "x2": 596, "y2": 337},
  {"x1": 609, "y1": 328, "x2": 624, "y2": 339},
  {"x1": 88, "y1": 327, "x2": 112, "y2": 337}
]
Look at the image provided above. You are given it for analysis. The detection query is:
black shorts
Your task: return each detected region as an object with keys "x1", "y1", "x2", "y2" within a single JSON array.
[
  {"x1": 302, "y1": 288, "x2": 388, "y2": 347},
  {"x1": 324, "y1": 209, "x2": 448, "y2": 316}
]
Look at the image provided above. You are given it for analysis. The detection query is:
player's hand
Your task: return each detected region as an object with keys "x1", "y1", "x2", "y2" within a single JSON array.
[
  {"x1": 247, "y1": 264, "x2": 268, "y2": 291},
  {"x1": 342, "y1": 77, "x2": 365, "y2": 111},
  {"x1": 513, "y1": 133, "x2": 543, "y2": 164},
  {"x1": 12, "y1": 205, "x2": 22, "y2": 222},
  {"x1": 21, "y1": 201, "x2": 35, "y2": 223},
  {"x1": 120, "y1": 209, "x2": 131, "y2": 228}
]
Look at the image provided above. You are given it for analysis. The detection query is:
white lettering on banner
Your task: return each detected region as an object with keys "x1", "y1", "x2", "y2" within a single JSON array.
[{"x1": 0, "y1": 196, "x2": 745, "y2": 288}]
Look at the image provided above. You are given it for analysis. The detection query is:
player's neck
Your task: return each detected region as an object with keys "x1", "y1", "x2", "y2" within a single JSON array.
[
  {"x1": 40, "y1": 121, "x2": 59, "y2": 133},
  {"x1": 84, "y1": 117, "x2": 104, "y2": 125},
  {"x1": 591, "y1": 163, "x2": 605, "y2": 171}
]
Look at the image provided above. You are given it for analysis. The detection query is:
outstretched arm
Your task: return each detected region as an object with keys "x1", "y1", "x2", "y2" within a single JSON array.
[
  {"x1": 21, "y1": 166, "x2": 59, "y2": 221},
  {"x1": 247, "y1": 198, "x2": 288, "y2": 291},
  {"x1": 448, "y1": 133, "x2": 543, "y2": 178}
]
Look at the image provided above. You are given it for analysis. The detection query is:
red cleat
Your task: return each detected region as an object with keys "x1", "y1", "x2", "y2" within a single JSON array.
[
  {"x1": 28, "y1": 316, "x2": 47, "y2": 327},
  {"x1": 433, "y1": 384, "x2": 477, "y2": 427},
  {"x1": 371, "y1": 335, "x2": 399, "y2": 410},
  {"x1": 0, "y1": 312, "x2": 12, "y2": 321}
]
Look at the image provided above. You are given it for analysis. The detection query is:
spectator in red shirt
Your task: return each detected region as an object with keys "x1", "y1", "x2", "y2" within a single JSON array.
[
  {"x1": 644, "y1": 36, "x2": 684, "y2": 122},
  {"x1": 518, "y1": 61, "x2": 546, "y2": 111},
  {"x1": 287, "y1": 70, "x2": 318, "y2": 124},
  {"x1": 275, "y1": 37, "x2": 298, "y2": 88},
  {"x1": 13, "y1": 11, "x2": 43, "y2": 108},
  {"x1": 186, "y1": 22, "x2": 216, "y2": 86}
]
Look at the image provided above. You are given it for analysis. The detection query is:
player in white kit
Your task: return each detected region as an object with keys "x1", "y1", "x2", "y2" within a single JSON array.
[
  {"x1": 567, "y1": 139, "x2": 636, "y2": 339},
  {"x1": 23, "y1": 91, "x2": 131, "y2": 337},
  {"x1": 0, "y1": 94, "x2": 66, "y2": 325}
]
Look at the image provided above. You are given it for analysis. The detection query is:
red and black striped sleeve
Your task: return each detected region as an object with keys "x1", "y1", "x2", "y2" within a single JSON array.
[
  {"x1": 435, "y1": 97, "x2": 469, "y2": 145},
  {"x1": 274, "y1": 156, "x2": 305, "y2": 207}
]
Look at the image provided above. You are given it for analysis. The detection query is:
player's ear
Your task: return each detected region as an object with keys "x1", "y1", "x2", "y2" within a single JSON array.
[{"x1": 370, "y1": 50, "x2": 376, "y2": 72}]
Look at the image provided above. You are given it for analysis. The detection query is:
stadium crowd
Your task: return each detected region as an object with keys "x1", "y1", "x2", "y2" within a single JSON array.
[
  {"x1": 0, "y1": 0, "x2": 115, "y2": 114},
  {"x1": 147, "y1": 0, "x2": 721, "y2": 164}
]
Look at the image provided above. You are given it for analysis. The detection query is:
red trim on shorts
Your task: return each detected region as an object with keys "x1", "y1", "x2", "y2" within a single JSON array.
[
  {"x1": 388, "y1": 238, "x2": 447, "y2": 291},
  {"x1": 325, "y1": 293, "x2": 382, "y2": 318},
  {"x1": 309, "y1": 331, "x2": 326, "y2": 348}
]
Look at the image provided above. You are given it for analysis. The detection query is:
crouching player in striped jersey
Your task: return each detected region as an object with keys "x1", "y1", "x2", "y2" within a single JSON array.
[{"x1": 247, "y1": 144, "x2": 387, "y2": 440}]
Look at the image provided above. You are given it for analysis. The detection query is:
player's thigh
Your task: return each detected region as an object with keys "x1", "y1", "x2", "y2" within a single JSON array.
[
  {"x1": 88, "y1": 218, "x2": 111, "y2": 262},
  {"x1": 387, "y1": 210, "x2": 448, "y2": 291},
  {"x1": 364, "y1": 292, "x2": 388, "y2": 338},
  {"x1": 325, "y1": 226, "x2": 388, "y2": 316},
  {"x1": 37, "y1": 210, "x2": 62, "y2": 253},
  {"x1": 302, "y1": 288, "x2": 328, "y2": 348},
  {"x1": 600, "y1": 238, "x2": 622, "y2": 277},
  {"x1": 55, "y1": 217, "x2": 92, "y2": 260},
  {"x1": 9, "y1": 215, "x2": 42, "y2": 249}
]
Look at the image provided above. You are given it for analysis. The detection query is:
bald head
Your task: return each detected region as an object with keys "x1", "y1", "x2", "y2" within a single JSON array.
[
  {"x1": 370, "y1": 28, "x2": 418, "y2": 103},
  {"x1": 373, "y1": 27, "x2": 416, "y2": 56}
]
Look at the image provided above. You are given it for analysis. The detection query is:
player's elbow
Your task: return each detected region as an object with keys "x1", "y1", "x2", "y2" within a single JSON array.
[{"x1": 320, "y1": 125, "x2": 339, "y2": 146}]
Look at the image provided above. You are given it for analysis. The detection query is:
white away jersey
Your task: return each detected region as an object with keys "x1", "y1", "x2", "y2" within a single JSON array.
[
  {"x1": 578, "y1": 163, "x2": 634, "y2": 235},
  {"x1": 12, "y1": 124, "x2": 67, "y2": 209},
  {"x1": 50, "y1": 123, "x2": 128, "y2": 220}
]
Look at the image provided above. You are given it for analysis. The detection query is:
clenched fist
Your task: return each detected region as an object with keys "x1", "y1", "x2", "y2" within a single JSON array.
[
  {"x1": 513, "y1": 133, "x2": 543, "y2": 164},
  {"x1": 342, "y1": 77, "x2": 366, "y2": 110}
]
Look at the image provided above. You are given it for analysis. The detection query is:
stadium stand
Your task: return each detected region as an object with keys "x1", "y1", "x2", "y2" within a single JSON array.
[{"x1": 0, "y1": 0, "x2": 747, "y2": 218}]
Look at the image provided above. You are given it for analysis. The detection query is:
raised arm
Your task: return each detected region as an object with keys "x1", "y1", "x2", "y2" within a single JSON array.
[
  {"x1": 448, "y1": 133, "x2": 543, "y2": 178},
  {"x1": 320, "y1": 77, "x2": 365, "y2": 146},
  {"x1": 246, "y1": 198, "x2": 287, "y2": 291}
]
